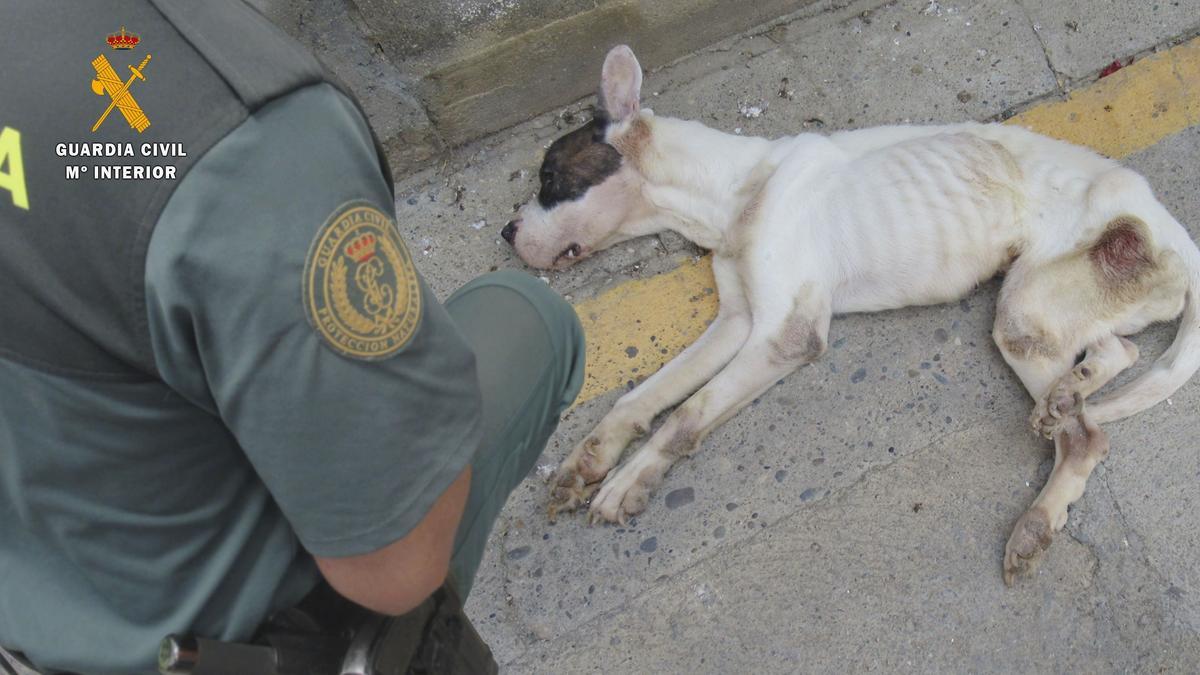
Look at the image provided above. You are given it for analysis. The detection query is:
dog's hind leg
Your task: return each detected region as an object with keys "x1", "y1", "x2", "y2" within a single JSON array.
[
  {"x1": 588, "y1": 292, "x2": 831, "y2": 524},
  {"x1": 994, "y1": 322, "x2": 1111, "y2": 586},
  {"x1": 996, "y1": 211, "x2": 1178, "y2": 584},
  {"x1": 1004, "y1": 398, "x2": 1109, "y2": 585},
  {"x1": 992, "y1": 257, "x2": 1100, "y2": 584},
  {"x1": 992, "y1": 320, "x2": 1078, "y2": 418},
  {"x1": 549, "y1": 258, "x2": 751, "y2": 520},
  {"x1": 1031, "y1": 334, "x2": 1139, "y2": 438}
]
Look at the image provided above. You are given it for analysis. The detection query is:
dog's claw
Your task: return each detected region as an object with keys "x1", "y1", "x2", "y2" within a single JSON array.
[
  {"x1": 1003, "y1": 508, "x2": 1055, "y2": 586},
  {"x1": 1031, "y1": 387, "x2": 1084, "y2": 440},
  {"x1": 586, "y1": 502, "x2": 634, "y2": 526},
  {"x1": 588, "y1": 463, "x2": 654, "y2": 525},
  {"x1": 547, "y1": 470, "x2": 600, "y2": 522}
]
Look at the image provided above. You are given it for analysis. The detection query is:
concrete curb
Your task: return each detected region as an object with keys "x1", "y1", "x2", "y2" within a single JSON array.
[
  {"x1": 253, "y1": 0, "x2": 901, "y2": 177},
  {"x1": 419, "y1": 0, "x2": 832, "y2": 146}
]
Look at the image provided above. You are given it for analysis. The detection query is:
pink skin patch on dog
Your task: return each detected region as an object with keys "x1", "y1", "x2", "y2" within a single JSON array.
[{"x1": 1090, "y1": 218, "x2": 1153, "y2": 282}]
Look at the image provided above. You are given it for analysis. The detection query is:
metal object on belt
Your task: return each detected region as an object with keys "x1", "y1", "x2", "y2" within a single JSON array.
[
  {"x1": 157, "y1": 582, "x2": 497, "y2": 675},
  {"x1": 158, "y1": 635, "x2": 278, "y2": 675},
  {"x1": 158, "y1": 631, "x2": 345, "y2": 675}
]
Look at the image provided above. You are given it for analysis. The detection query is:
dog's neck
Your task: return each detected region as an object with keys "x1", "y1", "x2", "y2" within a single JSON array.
[{"x1": 615, "y1": 114, "x2": 776, "y2": 254}]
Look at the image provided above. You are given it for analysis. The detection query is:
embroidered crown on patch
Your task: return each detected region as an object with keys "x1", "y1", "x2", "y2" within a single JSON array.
[{"x1": 106, "y1": 27, "x2": 140, "y2": 50}]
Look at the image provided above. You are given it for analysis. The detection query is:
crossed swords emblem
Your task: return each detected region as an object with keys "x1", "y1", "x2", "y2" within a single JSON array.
[{"x1": 90, "y1": 53, "x2": 152, "y2": 133}]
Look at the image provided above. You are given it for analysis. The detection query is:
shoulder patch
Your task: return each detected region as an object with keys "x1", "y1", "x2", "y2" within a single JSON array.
[{"x1": 303, "y1": 201, "x2": 422, "y2": 360}]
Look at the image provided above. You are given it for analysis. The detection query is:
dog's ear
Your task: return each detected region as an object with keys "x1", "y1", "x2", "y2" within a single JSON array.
[{"x1": 599, "y1": 44, "x2": 642, "y2": 122}]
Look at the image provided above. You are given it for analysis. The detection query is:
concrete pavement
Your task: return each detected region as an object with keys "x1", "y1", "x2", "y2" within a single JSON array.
[{"x1": 387, "y1": 1, "x2": 1200, "y2": 671}]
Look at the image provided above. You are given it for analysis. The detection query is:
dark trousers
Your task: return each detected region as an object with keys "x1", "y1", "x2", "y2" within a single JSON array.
[{"x1": 442, "y1": 271, "x2": 585, "y2": 596}]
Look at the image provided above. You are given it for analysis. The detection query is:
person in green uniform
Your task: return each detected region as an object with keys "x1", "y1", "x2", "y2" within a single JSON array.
[{"x1": 0, "y1": 2, "x2": 583, "y2": 673}]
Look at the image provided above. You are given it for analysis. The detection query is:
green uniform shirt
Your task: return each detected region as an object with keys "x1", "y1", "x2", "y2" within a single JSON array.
[{"x1": 0, "y1": 20, "x2": 483, "y2": 675}]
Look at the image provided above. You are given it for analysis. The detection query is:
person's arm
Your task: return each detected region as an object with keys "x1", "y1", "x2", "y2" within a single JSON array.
[
  {"x1": 314, "y1": 466, "x2": 471, "y2": 615},
  {"x1": 146, "y1": 84, "x2": 485, "y2": 615}
]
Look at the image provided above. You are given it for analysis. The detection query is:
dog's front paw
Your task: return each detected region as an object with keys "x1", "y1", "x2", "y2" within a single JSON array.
[
  {"x1": 1031, "y1": 386, "x2": 1083, "y2": 439},
  {"x1": 1003, "y1": 507, "x2": 1055, "y2": 586},
  {"x1": 588, "y1": 459, "x2": 660, "y2": 526},
  {"x1": 547, "y1": 468, "x2": 601, "y2": 522},
  {"x1": 547, "y1": 435, "x2": 617, "y2": 521}
]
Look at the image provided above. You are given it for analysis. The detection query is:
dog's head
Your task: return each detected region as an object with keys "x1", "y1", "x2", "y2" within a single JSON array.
[{"x1": 503, "y1": 45, "x2": 651, "y2": 270}]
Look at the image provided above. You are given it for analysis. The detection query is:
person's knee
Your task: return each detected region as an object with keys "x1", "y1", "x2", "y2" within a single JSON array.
[
  {"x1": 471, "y1": 270, "x2": 568, "y2": 314},
  {"x1": 452, "y1": 270, "x2": 585, "y2": 402},
  {"x1": 468, "y1": 270, "x2": 582, "y2": 354}
]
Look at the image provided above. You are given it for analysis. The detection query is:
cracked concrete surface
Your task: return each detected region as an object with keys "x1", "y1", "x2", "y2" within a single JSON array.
[
  {"x1": 379, "y1": 1, "x2": 1200, "y2": 671},
  {"x1": 1018, "y1": 0, "x2": 1200, "y2": 81}
]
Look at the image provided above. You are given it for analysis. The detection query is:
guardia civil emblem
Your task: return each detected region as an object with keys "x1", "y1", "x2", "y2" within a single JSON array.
[
  {"x1": 303, "y1": 202, "x2": 422, "y2": 359},
  {"x1": 91, "y1": 27, "x2": 152, "y2": 133}
]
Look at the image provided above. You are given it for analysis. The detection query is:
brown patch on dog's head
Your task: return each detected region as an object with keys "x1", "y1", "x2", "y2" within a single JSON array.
[
  {"x1": 509, "y1": 158, "x2": 646, "y2": 270},
  {"x1": 503, "y1": 45, "x2": 655, "y2": 270},
  {"x1": 537, "y1": 119, "x2": 623, "y2": 209}
]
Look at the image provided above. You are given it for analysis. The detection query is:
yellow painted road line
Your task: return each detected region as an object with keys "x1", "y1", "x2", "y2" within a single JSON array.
[
  {"x1": 1010, "y1": 38, "x2": 1200, "y2": 159},
  {"x1": 572, "y1": 36, "x2": 1200, "y2": 407},
  {"x1": 574, "y1": 257, "x2": 717, "y2": 404}
]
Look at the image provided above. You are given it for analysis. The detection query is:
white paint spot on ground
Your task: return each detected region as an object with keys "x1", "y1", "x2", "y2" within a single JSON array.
[{"x1": 738, "y1": 103, "x2": 765, "y2": 118}]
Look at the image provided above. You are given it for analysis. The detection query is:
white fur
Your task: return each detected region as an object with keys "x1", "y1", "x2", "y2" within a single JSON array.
[{"x1": 523, "y1": 46, "x2": 1200, "y2": 583}]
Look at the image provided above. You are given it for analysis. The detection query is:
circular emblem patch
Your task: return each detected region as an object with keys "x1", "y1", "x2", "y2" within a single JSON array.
[{"x1": 303, "y1": 202, "x2": 422, "y2": 360}]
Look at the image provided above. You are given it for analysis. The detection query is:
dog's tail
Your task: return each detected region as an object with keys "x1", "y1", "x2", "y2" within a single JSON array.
[{"x1": 1089, "y1": 225, "x2": 1200, "y2": 424}]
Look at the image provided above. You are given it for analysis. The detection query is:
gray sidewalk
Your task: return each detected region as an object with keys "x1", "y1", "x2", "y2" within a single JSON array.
[{"x1": 388, "y1": 1, "x2": 1200, "y2": 671}]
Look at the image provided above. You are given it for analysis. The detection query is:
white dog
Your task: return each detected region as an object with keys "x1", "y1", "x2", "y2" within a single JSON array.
[{"x1": 501, "y1": 45, "x2": 1200, "y2": 583}]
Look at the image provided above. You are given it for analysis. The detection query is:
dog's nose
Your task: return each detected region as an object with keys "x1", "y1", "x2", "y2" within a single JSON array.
[{"x1": 501, "y1": 219, "x2": 519, "y2": 244}]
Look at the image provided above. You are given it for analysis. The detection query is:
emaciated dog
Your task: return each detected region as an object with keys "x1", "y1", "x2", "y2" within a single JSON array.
[{"x1": 500, "y1": 46, "x2": 1200, "y2": 584}]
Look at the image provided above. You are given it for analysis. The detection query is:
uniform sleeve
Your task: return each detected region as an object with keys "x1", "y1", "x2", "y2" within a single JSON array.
[{"x1": 144, "y1": 83, "x2": 483, "y2": 557}]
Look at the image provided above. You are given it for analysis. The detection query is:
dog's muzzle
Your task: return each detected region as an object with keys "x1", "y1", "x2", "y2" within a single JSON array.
[{"x1": 501, "y1": 220, "x2": 519, "y2": 244}]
